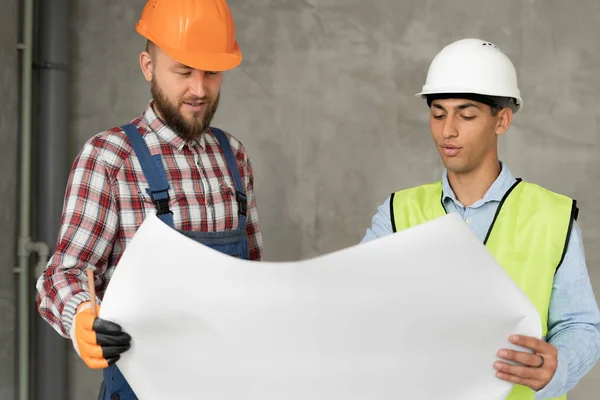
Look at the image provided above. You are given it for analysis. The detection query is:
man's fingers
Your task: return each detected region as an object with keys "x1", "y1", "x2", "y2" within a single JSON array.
[
  {"x1": 106, "y1": 355, "x2": 121, "y2": 366},
  {"x1": 96, "y1": 331, "x2": 132, "y2": 347},
  {"x1": 73, "y1": 310, "x2": 132, "y2": 370},
  {"x1": 496, "y1": 371, "x2": 540, "y2": 388},
  {"x1": 495, "y1": 336, "x2": 558, "y2": 391},
  {"x1": 493, "y1": 361, "x2": 540, "y2": 380},
  {"x1": 93, "y1": 317, "x2": 126, "y2": 335},
  {"x1": 101, "y1": 344, "x2": 131, "y2": 359},
  {"x1": 498, "y1": 349, "x2": 544, "y2": 368},
  {"x1": 509, "y1": 335, "x2": 550, "y2": 353}
]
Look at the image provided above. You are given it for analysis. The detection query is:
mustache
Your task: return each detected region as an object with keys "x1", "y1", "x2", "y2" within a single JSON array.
[{"x1": 181, "y1": 96, "x2": 209, "y2": 103}]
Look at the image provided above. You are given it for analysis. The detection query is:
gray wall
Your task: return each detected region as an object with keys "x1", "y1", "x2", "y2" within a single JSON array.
[
  {"x1": 67, "y1": 0, "x2": 600, "y2": 397},
  {"x1": 0, "y1": 0, "x2": 19, "y2": 398},
  {"x1": 0, "y1": 0, "x2": 597, "y2": 398}
]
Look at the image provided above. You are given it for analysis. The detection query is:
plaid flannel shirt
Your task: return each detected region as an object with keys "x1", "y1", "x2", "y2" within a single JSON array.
[{"x1": 36, "y1": 102, "x2": 263, "y2": 337}]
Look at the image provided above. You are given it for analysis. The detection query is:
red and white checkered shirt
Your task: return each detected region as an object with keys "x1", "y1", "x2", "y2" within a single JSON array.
[{"x1": 36, "y1": 102, "x2": 263, "y2": 337}]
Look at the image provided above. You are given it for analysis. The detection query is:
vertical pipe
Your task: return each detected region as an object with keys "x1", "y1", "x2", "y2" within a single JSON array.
[
  {"x1": 33, "y1": 0, "x2": 70, "y2": 398},
  {"x1": 17, "y1": 0, "x2": 34, "y2": 398}
]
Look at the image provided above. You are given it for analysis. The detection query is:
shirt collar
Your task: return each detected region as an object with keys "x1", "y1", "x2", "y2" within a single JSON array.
[
  {"x1": 141, "y1": 101, "x2": 206, "y2": 152},
  {"x1": 441, "y1": 161, "x2": 517, "y2": 207}
]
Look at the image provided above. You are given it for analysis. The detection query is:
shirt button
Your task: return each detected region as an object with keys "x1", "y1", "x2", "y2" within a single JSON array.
[
  {"x1": 465, "y1": 217, "x2": 472, "y2": 224},
  {"x1": 111, "y1": 395, "x2": 120, "y2": 400}
]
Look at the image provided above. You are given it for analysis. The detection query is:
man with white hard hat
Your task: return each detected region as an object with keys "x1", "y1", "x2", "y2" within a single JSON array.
[
  {"x1": 35, "y1": 0, "x2": 263, "y2": 398},
  {"x1": 361, "y1": 38, "x2": 600, "y2": 399}
]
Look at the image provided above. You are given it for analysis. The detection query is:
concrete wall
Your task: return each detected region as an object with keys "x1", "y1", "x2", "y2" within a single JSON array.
[
  {"x1": 0, "y1": 0, "x2": 19, "y2": 398},
  {"x1": 37, "y1": 0, "x2": 600, "y2": 398}
]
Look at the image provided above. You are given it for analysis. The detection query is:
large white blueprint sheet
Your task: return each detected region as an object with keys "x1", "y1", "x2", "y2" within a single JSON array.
[{"x1": 100, "y1": 213, "x2": 541, "y2": 399}]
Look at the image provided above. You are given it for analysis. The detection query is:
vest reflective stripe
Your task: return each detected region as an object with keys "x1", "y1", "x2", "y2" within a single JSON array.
[{"x1": 391, "y1": 180, "x2": 576, "y2": 400}]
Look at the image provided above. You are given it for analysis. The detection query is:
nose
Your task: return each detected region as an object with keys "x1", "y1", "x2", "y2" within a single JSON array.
[
  {"x1": 441, "y1": 116, "x2": 458, "y2": 139},
  {"x1": 188, "y1": 71, "x2": 207, "y2": 98}
]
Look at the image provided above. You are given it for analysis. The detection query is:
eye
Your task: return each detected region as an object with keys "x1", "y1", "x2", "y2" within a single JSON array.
[
  {"x1": 462, "y1": 116, "x2": 476, "y2": 121},
  {"x1": 177, "y1": 71, "x2": 191, "y2": 77},
  {"x1": 432, "y1": 114, "x2": 445, "y2": 120}
]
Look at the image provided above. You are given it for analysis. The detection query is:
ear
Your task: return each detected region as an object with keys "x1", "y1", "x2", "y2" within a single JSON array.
[
  {"x1": 139, "y1": 51, "x2": 153, "y2": 82},
  {"x1": 495, "y1": 107, "x2": 513, "y2": 136}
]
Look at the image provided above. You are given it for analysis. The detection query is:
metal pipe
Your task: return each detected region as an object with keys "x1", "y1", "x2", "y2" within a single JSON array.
[
  {"x1": 33, "y1": 0, "x2": 70, "y2": 398},
  {"x1": 16, "y1": 0, "x2": 35, "y2": 397}
]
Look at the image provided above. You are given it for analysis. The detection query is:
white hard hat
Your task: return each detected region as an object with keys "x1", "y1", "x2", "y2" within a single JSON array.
[{"x1": 415, "y1": 38, "x2": 523, "y2": 112}]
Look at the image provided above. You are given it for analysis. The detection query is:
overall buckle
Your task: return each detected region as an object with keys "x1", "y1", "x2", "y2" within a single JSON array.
[
  {"x1": 148, "y1": 189, "x2": 173, "y2": 216},
  {"x1": 236, "y1": 191, "x2": 247, "y2": 216}
]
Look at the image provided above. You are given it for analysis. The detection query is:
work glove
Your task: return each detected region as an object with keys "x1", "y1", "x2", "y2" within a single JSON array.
[{"x1": 70, "y1": 301, "x2": 132, "y2": 369}]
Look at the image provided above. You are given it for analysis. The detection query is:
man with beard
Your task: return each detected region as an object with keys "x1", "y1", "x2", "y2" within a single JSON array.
[
  {"x1": 361, "y1": 38, "x2": 600, "y2": 399},
  {"x1": 35, "y1": 1, "x2": 263, "y2": 398}
]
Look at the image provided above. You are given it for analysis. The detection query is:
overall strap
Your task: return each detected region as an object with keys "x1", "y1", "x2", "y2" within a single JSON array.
[
  {"x1": 121, "y1": 123, "x2": 175, "y2": 228},
  {"x1": 210, "y1": 127, "x2": 247, "y2": 229}
]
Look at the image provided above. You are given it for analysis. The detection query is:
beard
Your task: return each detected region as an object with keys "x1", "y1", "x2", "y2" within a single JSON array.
[{"x1": 151, "y1": 77, "x2": 220, "y2": 142}]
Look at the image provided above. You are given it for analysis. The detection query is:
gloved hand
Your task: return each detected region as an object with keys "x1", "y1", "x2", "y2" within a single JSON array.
[{"x1": 70, "y1": 301, "x2": 132, "y2": 369}]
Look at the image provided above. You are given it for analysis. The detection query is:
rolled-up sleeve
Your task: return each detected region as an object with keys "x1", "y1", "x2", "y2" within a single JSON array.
[{"x1": 535, "y1": 221, "x2": 600, "y2": 399}]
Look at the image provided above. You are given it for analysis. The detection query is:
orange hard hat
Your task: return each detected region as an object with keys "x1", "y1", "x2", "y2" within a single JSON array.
[{"x1": 135, "y1": 0, "x2": 242, "y2": 71}]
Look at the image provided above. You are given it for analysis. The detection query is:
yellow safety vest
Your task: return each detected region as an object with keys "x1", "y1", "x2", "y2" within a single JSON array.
[{"x1": 391, "y1": 178, "x2": 577, "y2": 400}]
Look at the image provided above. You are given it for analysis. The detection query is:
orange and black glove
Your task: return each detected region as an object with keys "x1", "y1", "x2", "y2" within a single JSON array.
[{"x1": 70, "y1": 301, "x2": 132, "y2": 369}]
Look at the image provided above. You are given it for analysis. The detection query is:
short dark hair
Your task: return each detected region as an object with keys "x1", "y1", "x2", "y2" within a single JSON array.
[
  {"x1": 145, "y1": 39, "x2": 156, "y2": 55},
  {"x1": 426, "y1": 93, "x2": 515, "y2": 116}
]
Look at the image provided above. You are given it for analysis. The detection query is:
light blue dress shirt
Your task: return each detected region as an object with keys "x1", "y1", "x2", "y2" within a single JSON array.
[{"x1": 361, "y1": 162, "x2": 600, "y2": 399}]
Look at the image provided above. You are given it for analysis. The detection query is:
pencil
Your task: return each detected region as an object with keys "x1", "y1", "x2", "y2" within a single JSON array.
[{"x1": 87, "y1": 267, "x2": 97, "y2": 317}]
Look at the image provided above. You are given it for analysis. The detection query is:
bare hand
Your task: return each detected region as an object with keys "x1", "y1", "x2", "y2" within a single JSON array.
[{"x1": 493, "y1": 335, "x2": 557, "y2": 391}]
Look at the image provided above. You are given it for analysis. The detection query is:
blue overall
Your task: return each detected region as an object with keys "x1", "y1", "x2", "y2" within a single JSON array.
[{"x1": 97, "y1": 123, "x2": 250, "y2": 400}]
